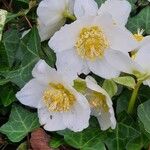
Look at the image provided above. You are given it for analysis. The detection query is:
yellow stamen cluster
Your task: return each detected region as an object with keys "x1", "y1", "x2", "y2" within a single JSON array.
[
  {"x1": 133, "y1": 34, "x2": 144, "y2": 42},
  {"x1": 89, "y1": 91, "x2": 109, "y2": 112},
  {"x1": 133, "y1": 28, "x2": 144, "y2": 42},
  {"x1": 131, "y1": 29, "x2": 144, "y2": 59},
  {"x1": 75, "y1": 26, "x2": 109, "y2": 60},
  {"x1": 43, "y1": 83, "x2": 76, "y2": 112},
  {"x1": 131, "y1": 50, "x2": 138, "y2": 60}
]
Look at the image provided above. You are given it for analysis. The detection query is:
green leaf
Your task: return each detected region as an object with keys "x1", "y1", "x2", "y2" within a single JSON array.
[
  {"x1": 139, "y1": 120, "x2": 150, "y2": 140},
  {"x1": 113, "y1": 76, "x2": 136, "y2": 89},
  {"x1": 126, "y1": 134, "x2": 149, "y2": 150},
  {"x1": 102, "y1": 80, "x2": 118, "y2": 98},
  {"x1": 127, "y1": 7, "x2": 150, "y2": 34},
  {"x1": 17, "y1": 142, "x2": 27, "y2": 150},
  {"x1": 0, "y1": 43, "x2": 9, "y2": 71},
  {"x1": 0, "y1": 104, "x2": 40, "y2": 142},
  {"x1": 2, "y1": 29, "x2": 20, "y2": 68},
  {"x1": 128, "y1": 0, "x2": 137, "y2": 12},
  {"x1": 13, "y1": 0, "x2": 29, "y2": 8},
  {"x1": 0, "y1": 84, "x2": 16, "y2": 107},
  {"x1": 138, "y1": 100, "x2": 150, "y2": 135},
  {"x1": 139, "y1": 85, "x2": 150, "y2": 100},
  {"x1": 73, "y1": 79, "x2": 87, "y2": 93},
  {"x1": 104, "y1": 123, "x2": 141, "y2": 150},
  {"x1": 49, "y1": 137, "x2": 65, "y2": 149},
  {"x1": 0, "y1": 78, "x2": 10, "y2": 85},
  {"x1": 94, "y1": 0, "x2": 105, "y2": 7},
  {"x1": 1, "y1": 27, "x2": 40, "y2": 87},
  {"x1": 40, "y1": 42, "x2": 56, "y2": 68},
  {"x1": 116, "y1": 89, "x2": 131, "y2": 114},
  {"x1": 58, "y1": 118, "x2": 106, "y2": 150},
  {"x1": 59, "y1": 128, "x2": 106, "y2": 150}
]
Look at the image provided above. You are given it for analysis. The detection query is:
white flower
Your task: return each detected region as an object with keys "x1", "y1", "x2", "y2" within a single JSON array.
[
  {"x1": 106, "y1": 29, "x2": 150, "y2": 87},
  {"x1": 85, "y1": 76, "x2": 116, "y2": 130},
  {"x1": 49, "y1": 13, "x2": 137, "y2": 80},
  {"x1": 74, "y1": 0, "x2": 131, "y2": 26},
  {"x1": 37, "y1": 0, "x2": 74, "y2": 41},
  {"x1": 106, "y1": 43, "x2": 150, "y2": 87},
  {"x1": 16, "y1": 60, "x2": 90, "y2": 132}
]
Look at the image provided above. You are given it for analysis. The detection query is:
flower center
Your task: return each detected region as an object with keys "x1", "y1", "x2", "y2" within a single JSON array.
[
  {"x1": 75, "y1": 26, "x2": 109, "y2": 60},
  {"x1": 133, "y1": 29, "x2": 144, "y2": 42},
  {"x1": 43, "y1": 83, "x2": 76, "y2": 112},
  {"x1": 133, "y1": 34, "x2": 144, "y2": 42},
  {"x1": 88, "y1": 91, "x2": 109, "y2": 112},
  {"x1": 131, "y1": 50, "x2": 138, "y2": 60}
]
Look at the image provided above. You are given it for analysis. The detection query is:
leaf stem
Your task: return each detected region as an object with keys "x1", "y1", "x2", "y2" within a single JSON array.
[
  {"x1": 127, "y1": 81, "x2": 142, "y2": 114},
  {"x1": 24, "y1": 15, "x2": 32, "y2": 28}
]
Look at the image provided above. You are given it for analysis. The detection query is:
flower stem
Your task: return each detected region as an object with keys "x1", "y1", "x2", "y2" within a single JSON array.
[
  {"x1": 63, "y1": 11, "x2": 76, "y2": 21},
  {"x1": 127, "y1": 81, "x2": 142, "y2": 114}
]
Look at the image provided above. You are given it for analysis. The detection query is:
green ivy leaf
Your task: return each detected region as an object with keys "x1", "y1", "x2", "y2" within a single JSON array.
[
  {"x1": 139, "y1": 120, "x2": 150, "y2": 140},
  {"x1": 126, "y1": 134, "x2": 149, "y2": 150},
  {"x1": 128, "y1": 0, "x2": 137, "y2": 12},
  {"x1": 0, "y1": 104, "x2": 40, "y2": 142},
  {"x1": 1, "y1": 27, "x2": 40, "y2": 87},
  {"x1": 138, "y1": 100, "x2": 150, "y2": 135},
  {"x1": 13, "y1": 0, "x2": 29, "y2": 8},
  {"x1": 113, "y1": 76, "x2": 136, "y2": 89},
  {"x1": 0, "y1": 84, "x2": 16, "y2": 107},
  {"x1": 2, "y1": 29, "x2": 20, "y2": 68},
  {"x1": 49, "y1": 137, "x2": 65, "y2": 149},
  {"x1": 104, "y1": 123, "x2": 141, "y2": 150},
  {"x1": 127, "y1": 6, "x2": 150, "y2": 34},
  {"x1": 59, "y1": 128, "x2": 106, "y2": 150},
  {"x1": 0, "y1": 43, "x2": 9, "y2": 71},
  {"x1": 94, "y1": 0, "x2": 105, "y2": 7},
  {"x1": 102, "y1": 80, "x2": 118, "y2": 98},
  {"x1": 116, "y1": 89, "x2": 131, "y2": 114},
  {"x1": 40, "y1": 42, "x2": 56, "y2": 68},
  {"x1": 58, "y1": 118, "x2": 106, "y2": 150}
]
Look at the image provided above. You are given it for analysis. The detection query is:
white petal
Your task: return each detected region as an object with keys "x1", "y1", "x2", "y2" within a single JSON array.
[
  {"x1": 37, "y1": 0, "x2": 66, "y2": 26},
  {"x1": 62, "y1": 93, "x2": 90, "y2": 132},
  {"x1": 56, "y1": 49, "x2": 89, "y2": 82},
  {"x1": 93, "y1": 14, "x2": 137, "y2": 53},
  {"x1": 98, "y1": 0, "x2": 131, "y2": 26},
  {"x1": 85, "y1": 76, "x2": 112, "y2": 106},
  {"x1": 87, "y1": 56, "x2": 120, "y2": 79},
  {"x1": 93, "y1": 13, "x2": 114, "y2": 27},
  {"x1": 74, "y1": 0, "x2": 98, "y2": 18},
  {"x1": 85, "y1": 76, "x2": 116, "y2": 130},
  {"x1": 48, "y1": 16, "x2": 95, "y2": 52},
  {"x1": 32, "y1": 59, "x2": 61, "y2": 84},
  {"x1": 38, "y1": 105, "x2": 66, "y2": 131},
  {"x1": 16, "y1": 79, "x2": 45, "y2": 108},
  {"x1": 135, "y1": 44, "x2": 150, "y2": 71},
  {"x1": 105, "y1": 49, "x2": 143, "y2": 74},
  {"x1": 105, "y1": 26, "x2": 137, "y2": 53},
  {"x1": 37, "y1": 18, "x2": 65, "y2": 41},
  {"x1": 140, "y1": 35, "x2": 150, "y2": 47},
  {"x1": 97, "y1": 108, "x2": 116, "y2": 130},
  {"x1": 143, "y1": 79, "x2": 150, "y2": 87}
]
